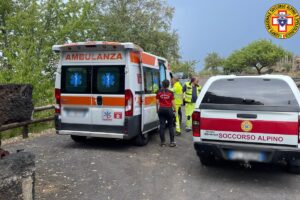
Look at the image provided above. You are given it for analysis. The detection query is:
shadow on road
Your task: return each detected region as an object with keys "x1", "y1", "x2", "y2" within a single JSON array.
[
  {"x1": 61, "y1": 132, "x2": 160, "y2": 152},
  {"x1": 196, "y1": 160, "x2": 296, "y2": 188},
  {"x1": 63, "y1": 137, "x2": 134, "y2": 151}
]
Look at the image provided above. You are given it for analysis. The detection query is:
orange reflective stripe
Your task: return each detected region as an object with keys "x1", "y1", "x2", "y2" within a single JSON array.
[
  {"x1": 130, "y1": 52, "x2": 156, "y2": 66},
  {"x1": 130, "y1": 52, "x2": 140, "y2": 64},
  {"x1": 101, "y1": 97, "x2": 125, "y2": 106},
  {"x1": 61, "y1": 96, "x2": 124, "y2": 106},
  {"x1": 61, "y1": 96, "x2": 91, "y2": 105},
  {"x1": 144, "y1": 96, "x2": 156, "y2": 106},
  {"x1": 142, "y1": 53, "x2": 156, "y2": 66},
  {"x1": 102, "y1": 41, "x2": 121, "y2": 45}
]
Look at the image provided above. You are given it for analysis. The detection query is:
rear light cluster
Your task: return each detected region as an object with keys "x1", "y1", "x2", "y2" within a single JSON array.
[
  {"x1": 125, "y1": 89, "x2": 133, "y2": 116},
  {"x1": 55, "y1": 88, "x2": 61, "y2": 114},
  {"x1": 192, "y1": 111, "x2": 201, "y2": 137},
  {"x1": 298, "y1": 115, "x2": 300, "y2": 143}
]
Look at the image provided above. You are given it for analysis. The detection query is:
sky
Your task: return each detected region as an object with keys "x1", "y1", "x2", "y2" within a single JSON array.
[{"x1": 167, "y1": 0, "x2": 300, "y2": 71}]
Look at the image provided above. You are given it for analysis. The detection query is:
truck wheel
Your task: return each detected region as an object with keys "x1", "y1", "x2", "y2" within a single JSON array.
[
  {"x1": 134, "y1": 133, "x2": 149, "y2": 146},
  {"x1": 71, "y1": 135, "x2": 87, "y2": 143},
  {"x1": 288, "y1": 160, "x2": 300, "y2": 174},
  {"x1": 199, "y1": 154, "x2": 216, "y2": 166}
]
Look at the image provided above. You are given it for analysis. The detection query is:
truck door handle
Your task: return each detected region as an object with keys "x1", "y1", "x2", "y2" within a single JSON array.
[
  {"x1": 237, "y1": 114, "x2": 257, "y2": 119},
  {"x1": 97, "y1": 96, "x2": 103, "y2": 106}
]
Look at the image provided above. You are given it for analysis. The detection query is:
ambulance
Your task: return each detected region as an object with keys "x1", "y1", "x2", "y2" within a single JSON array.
[
  {"x1": 53, "y1": 41, "x2": 172, "y2": 146},
  {"x1": 192, "y1": 75, "x2": 300, "y2": 173}
]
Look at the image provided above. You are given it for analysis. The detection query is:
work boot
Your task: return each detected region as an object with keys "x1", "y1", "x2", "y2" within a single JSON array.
[
  {"x1": 160, "y1": 142, "x2": 166, "y2": 147},
  {"x1": 175, "y1": 131, "x2": 181, "y2": 136},
  {"x1": 169, "y1": 142, "x2": 176, "y2": 147}
]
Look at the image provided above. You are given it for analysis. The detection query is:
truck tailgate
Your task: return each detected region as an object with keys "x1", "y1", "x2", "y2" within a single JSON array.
[{"x1": 200, "y1": 109, "x2": 299, "y2": 146}]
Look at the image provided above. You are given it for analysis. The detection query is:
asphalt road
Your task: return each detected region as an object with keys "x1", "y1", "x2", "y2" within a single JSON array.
[{"x1": 3, "y1": 129, "x2": 300, "y2": 200}]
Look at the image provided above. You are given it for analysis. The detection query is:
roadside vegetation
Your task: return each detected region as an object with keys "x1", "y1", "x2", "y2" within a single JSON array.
[
  {"x1": 199, "y1": 40, "x2": 294, "y2": 76},
  {"x1": 0, "y1": 0, "x2": 181, "y2": 138}
]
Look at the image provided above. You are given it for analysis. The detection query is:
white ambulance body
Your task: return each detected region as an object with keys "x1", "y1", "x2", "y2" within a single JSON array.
[
  {"x1": 192, "y1": 75, "x2": 300, "y2": 173},
  {"x1": 53, "y1": 41, "x2": 171, "y2": 145}
]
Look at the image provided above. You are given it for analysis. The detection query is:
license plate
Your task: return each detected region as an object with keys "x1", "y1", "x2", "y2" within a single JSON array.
[
  {"x1": 67, "y1": 110, "x2": 86, "y2": 118},
  {"x1": 227, "y1": 150, "x2": 266, "y2": 162}
]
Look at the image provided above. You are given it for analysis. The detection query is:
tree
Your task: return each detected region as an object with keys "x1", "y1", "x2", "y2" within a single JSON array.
[
  {"x1": 171, "y1": 60, "x2": 198, "y2": 78},
  {"x1": 204, "y1": 52, "x2": 224, "y2": 72},
  {"x1": 224, "y1": 40, "x2": 292, "y2": 74},
  {"x1": 97, "y1": 0, "x2": 179, "y2": 62},
  {"x1": 0, "y1": 0, "x2": 179, "y2": 106},
  {"x1": 224, "y1": 50, "x2": 248, "y2": 74}
]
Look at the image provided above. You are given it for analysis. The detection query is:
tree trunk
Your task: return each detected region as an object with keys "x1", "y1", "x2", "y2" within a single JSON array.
[
  {"x1": 257, "y1": 68, "x2": 261, "y2": 74},
  {"x1": 254, "y1": 66, "x2": 261, "y2": 74}
]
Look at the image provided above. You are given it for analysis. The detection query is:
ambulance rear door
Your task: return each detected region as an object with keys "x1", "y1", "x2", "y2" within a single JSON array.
[
  {"x1": 60, "y1": 65, "x2": 92, "y2": 131},
  {"x1": 90, "y1": 64, "x2": 125, "y2": 130},
  {"x1": 86, "y1": 50, "x2": 126, "y2": 134}
]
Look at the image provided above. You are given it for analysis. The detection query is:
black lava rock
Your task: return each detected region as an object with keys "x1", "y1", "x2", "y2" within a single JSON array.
[{"x1": 0, "y1": 84, "x2": 34, "y2": 126}]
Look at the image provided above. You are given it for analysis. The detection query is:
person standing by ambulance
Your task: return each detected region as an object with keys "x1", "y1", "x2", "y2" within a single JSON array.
[
  {"x1": 156, "y1": 80, "x2": 176, "y2": 147},
  {"x1": 183, "y1": 77, "x2": 201, "y2": 132},
  {"x1": 171, "y1": 76, "x2": 183, "y2": 136}
]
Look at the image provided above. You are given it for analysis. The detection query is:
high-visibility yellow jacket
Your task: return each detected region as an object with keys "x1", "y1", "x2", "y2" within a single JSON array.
[
  {"x1": 152, "y1": 83, "x2": 159, "y2": 93},
  {"x1": 184, "y1": 82, "x2": 201, "y2": 103},
  {"x1": 171, "y1": 81, "x2": 183, "y2": 105}
]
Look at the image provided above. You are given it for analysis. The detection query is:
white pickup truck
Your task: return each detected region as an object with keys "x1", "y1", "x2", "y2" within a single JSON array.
[{"x1": 192, "y1": 75, "x2": 300, "y2": 173}]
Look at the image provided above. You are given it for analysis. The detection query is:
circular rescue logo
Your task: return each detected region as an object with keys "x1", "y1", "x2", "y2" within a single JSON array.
[
  {"x1": 265, "y1": 4, "x2": 300, "y2": 39},
  {"x1": 241, "y1": 121, "x2": 253, "y2": 132}
]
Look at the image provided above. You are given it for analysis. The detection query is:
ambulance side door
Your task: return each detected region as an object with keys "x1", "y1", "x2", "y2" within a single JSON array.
[{"x1": 142, "y1": 67, "x2": 160, "y2": 132}]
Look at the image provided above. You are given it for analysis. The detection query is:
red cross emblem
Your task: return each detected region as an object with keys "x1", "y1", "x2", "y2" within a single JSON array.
[
  {"x1": 114, "y1": 112, "x2": 122, "y2": 119},
  {"x1": 272, "y1": 10, "x2": 294, "y2": 32}
]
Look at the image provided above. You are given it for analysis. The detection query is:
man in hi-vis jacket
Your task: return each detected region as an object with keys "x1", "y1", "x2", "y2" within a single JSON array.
[{"x1": 183, "y1": 77, "x2": 201, "y2": 132}]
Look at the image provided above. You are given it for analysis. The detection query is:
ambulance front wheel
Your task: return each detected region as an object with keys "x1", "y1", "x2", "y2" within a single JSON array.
[
  {"x1": 134, "y1": 132, "x2": 149, "y2": 146},
  {"x1": 71, "y1": 135, "x2": 87, "y2": 143}
]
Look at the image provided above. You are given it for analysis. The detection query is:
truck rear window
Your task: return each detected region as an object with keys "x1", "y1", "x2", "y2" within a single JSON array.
[{"x1": 202, "y1": 78, "x2": 298, "y2": 106}]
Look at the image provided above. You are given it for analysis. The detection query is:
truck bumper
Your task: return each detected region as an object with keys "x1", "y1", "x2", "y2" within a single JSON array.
[{"x1": 194, "y1": 141, "x2": 300, "y2": 164}]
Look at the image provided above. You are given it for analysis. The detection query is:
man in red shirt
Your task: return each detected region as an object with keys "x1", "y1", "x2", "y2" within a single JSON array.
[{"x1": 156, "y1": 80, "x2": 176, "y2": 147}]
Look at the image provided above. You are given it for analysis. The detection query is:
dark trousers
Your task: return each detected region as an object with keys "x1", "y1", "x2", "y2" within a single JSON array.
[{"x1": 158, "y1": 107, "x2": 175, "y2": 143}]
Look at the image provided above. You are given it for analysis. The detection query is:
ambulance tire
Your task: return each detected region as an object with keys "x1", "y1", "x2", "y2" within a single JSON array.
[
  {"x1": 288, "y1": 161, "x2": 300, "y2": 174},
  {"x1": 134, "y1": 132, "x2": 149, "y2": 146},
  {"x1": 198, "y1": 153, "x2": 216, "y2": 166},
  {"x1": 71, "y1": 135, "x2": 87, "y2": 143}
]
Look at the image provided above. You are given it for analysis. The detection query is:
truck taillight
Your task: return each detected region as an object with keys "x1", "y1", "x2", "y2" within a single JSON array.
[
  {"x1": 55, "y1": 88, "x2": 61, "y2": 114},
  {"x1": 125, "y1": 89, "x2": 133, "y2": 116},
  {"x1": 192, "y1": 111, "x2": 201, "y2": 137}
]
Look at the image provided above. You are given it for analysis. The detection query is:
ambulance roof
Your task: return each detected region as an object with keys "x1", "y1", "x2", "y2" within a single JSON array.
[{"x1": 52, "y1": 41, "x2": 143, "y2": 52}]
